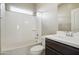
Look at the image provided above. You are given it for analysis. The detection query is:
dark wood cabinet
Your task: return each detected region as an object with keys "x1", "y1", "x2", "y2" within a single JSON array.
[{"x1": 45, "y1": 38, "x2": 79, "y2": 55}]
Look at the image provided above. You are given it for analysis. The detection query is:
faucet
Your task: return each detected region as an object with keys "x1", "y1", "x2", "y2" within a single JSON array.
[{"x1": 66, "y1": 31, "x2": 73, "y2": 37}]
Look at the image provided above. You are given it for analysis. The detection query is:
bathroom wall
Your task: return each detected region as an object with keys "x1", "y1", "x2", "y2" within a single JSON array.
[
  {"x1": 58, "y1": 3, "x2": 79, "y2": 31},
  {"x1": 37, "y1": 3, "x2": 58, "y2": 35}
]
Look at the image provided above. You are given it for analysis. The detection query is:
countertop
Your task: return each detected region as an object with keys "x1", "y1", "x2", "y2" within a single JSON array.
[{"x1": 44, "y1": 34, "x2": 79, "y2": 48}]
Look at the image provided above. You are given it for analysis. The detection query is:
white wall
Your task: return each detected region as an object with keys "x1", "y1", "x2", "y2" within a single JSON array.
[{"x1": 37, "y1": 3, "x2": 58, "y2": 35}]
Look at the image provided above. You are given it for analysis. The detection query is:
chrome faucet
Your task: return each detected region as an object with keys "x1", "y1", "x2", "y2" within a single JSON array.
[{"x1": 66, "y1": 31, "x2": 73, "y2": 37}]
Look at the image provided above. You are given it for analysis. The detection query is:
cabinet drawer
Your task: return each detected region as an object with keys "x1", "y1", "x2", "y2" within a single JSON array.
[
  {"x1": 45, "y1": 46, "x2": 61, "y2": 55},
  {"x1": 46, "y1": 38, "x2": 79, "y2": 55}
]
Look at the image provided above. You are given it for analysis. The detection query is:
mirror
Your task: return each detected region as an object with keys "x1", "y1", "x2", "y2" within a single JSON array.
[
  {"x1": 58, "y1": 3, "x2": 79, "y2": 32},
  {"x1": 71, "y1": 8, "x2": 79, "y2": 32}
]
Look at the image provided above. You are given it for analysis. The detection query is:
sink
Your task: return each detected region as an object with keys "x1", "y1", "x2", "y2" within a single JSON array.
[{"x1": 54, "y1": 34, "x2": 66, "y2": 39}]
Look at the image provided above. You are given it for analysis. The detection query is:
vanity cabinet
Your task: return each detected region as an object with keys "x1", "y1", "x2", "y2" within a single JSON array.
[{"x1": 45, "y1": 38, "x2": 79, "y2": 55}]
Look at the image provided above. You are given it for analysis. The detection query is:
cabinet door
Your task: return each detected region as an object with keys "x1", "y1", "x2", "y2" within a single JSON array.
[
  {"x1": 46, "y1": 38, "x2": 79, "y2": 55},
  {"x1": 45, "y1": 46, "x2": 61, "y2": 55}
]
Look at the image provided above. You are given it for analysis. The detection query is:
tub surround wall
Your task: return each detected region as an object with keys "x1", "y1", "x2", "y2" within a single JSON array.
[
  {"x1": 1, "y1": 3, "x2": 40, "y2": 52},
  {"x1": 2, "y1": 11, "x2": 37, "y2": 51}
]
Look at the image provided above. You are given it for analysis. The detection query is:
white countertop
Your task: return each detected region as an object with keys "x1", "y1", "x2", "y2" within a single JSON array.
[{"x1": 44, "y1": 35, "x2": 79, "y2": 48}]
